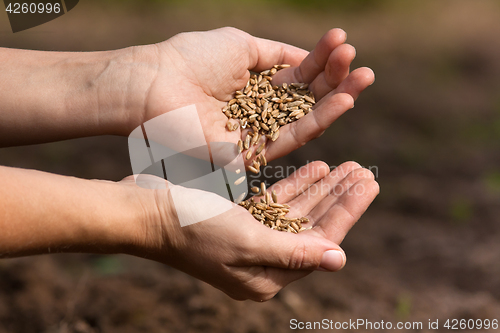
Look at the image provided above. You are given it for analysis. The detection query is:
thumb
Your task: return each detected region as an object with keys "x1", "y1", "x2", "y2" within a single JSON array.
[{"x1": 249, "y1": 229, "x2": 346, "y2": 272}]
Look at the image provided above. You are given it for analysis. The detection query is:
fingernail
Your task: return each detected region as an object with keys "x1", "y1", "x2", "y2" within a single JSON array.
[{"x1": 318, "y1": 250, "x2": 345, "y2": 272}]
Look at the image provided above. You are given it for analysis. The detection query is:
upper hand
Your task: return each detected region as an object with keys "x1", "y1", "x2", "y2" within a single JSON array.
[{"x1": 132, "y1": 27, "x2": 374, "y2": 164}]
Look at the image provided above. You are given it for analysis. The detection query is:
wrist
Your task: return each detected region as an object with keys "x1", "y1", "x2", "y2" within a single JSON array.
[
  {"x1": 92, "y1": 181, "x2": 152, "y2": 254},
  {"x1": 53, "y1": 179, "x2": 155, "y2": 256},
  {"x1": 0, "y1": 46, "x2": 159, "y2": 146},
  {"x1": 116, "y1": 179, "x2": 179, "y2": 261},
  {"x1": 77, "y1": 45, "x2": 160, "y2": 136}
]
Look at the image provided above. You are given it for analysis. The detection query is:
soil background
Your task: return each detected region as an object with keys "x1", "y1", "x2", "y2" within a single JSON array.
[{"x1": 1, "y1": 0, "x2": 500, "y2": 332}]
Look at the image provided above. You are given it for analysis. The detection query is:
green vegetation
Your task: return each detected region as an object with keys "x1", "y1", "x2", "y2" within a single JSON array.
[
  {"x1": 91, "y1": 256, "x2": 124, "y2": 275},
  {"x1": 395, "y1": 293, "x2": 412, "y2": 319},
  {"x1": 483, "y1": 170, "x2": 500, "y2": 194},
  {"x1": 449, "y1": 196, "x2": 473, "y2": 224}
]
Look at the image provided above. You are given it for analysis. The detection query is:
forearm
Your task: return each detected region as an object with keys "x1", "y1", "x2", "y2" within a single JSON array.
[
  {"x1": 0, "y1": 46, "x2": 157, "y2": 147},
  {"x1": 0, "y1": 166, "x2": 149, "y2": 257}
]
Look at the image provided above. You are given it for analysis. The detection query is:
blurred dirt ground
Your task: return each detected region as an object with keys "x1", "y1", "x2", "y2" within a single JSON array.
[{"x1": 1, "y1": 0, "x2": 500, "y2": 332}]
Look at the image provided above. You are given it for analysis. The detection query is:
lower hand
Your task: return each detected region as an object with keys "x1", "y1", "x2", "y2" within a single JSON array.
[{"x1": 124, "y1": 161, "x2": 379, "y2": 301}]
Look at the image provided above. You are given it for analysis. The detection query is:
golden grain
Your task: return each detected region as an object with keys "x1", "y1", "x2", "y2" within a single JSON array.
[
  {"x1": 236, "y1": 192, "x2": 246, "y2": 203},
  {"x1": 256, "y1": 142, "x2": 265, "y2": 155},
  {"x1": 272, "y1": 190, "x2": 278, "y2": 203},
  {"x1": 271, "y1": 130, "x2": 280, "y2": 142},
  {"x1": 251, "y1": 132, "x2": 259, "y2": 146},
  {"x1": 248, "y1": 166, "x2": 259, "y2": 174},
  {"x1": 237, "y1": 140, "x2": 243, "y2": 154},
  {"x1": 260, "y1": 154, "x2": 267, "y2": 166},
  {"x1": 252, "y1": 160, "x2": 260, "y2": 171},
  {"x1": 244, "y1": 134, "x2": 251, "y2": 150},
  {"x1": 234, "y1": 176, "x2": 246, "y2": 186},
  {"x1": 246, "y1": 149, "x2": 252, "y2": 160},
  {"x1": 238, "y1": 183, "x2": 308, "y2": 233}
]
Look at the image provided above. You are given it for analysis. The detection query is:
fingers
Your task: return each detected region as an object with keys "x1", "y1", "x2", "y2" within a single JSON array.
[
  {"x1": 215, "y1": 27, "x2": 308, "y2": 72},
  {"x1": 265, "y1": 26, "x2": 373, "y2": 106},
  {"x1": 266, "y1": 68, "x2": 373, "y2": 161},
  {"x1": 286, "y1": 161, "x2": 363, "y2": 217},
  {"x1": 243, "y1": 227, "x2": 346, "y2": 272},
  {"x1": 307, "y1": 167, "x2": 375, "y2": 223},
  {"x1": 230, "y1": 238, "x2": 347, "y2": 301},
  {"x1": 271, "y1": 28, "x2": 347, "y2": 85},
  {"x1": 313, "y1": 177, "x2": 380, "y2": 244},
  {"x1": 247, "y1": 35, "x2": 309, "y2": 71},
  {"x1": 309, "y1": 44, "x2": 356, "y2": 100},
  {"x1": 331, "y1": 66, "x2": 375, "y2": 101},
  {"x1": 297, "y1": 28, "x2": 348, "y2": 83},
  {"x1": 266, "y1": 69, "x2": 372, "y2": 161},
  {"x1": 264, "y1": 161, "x2": 330, "y2": 202},
  {"x1": 264, "y1": 93, "x2": 354, "y2": 161}
]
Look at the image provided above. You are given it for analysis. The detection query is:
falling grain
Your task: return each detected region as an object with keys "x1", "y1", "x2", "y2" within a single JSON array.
[
  {"x1": 237, "y1": 140, "x2": 243, "y2": 154},
  {"x1": 235, "y1": 192, "x2": 246, "y2": 203},
  {"x1": 260, "y1": 182, "x2": 266, "y2": 195},
  {"x1": 256, "y1": 142, "x2": 265, "y2": 155},
  {"x1": 234, "y1": 176, "x2": 246, "y2": 186},
  {"x1": 260, "y1": 154, "x2": 267, "y2": 166},
  {"x1": 244, "y1": 134, "x2": 251, "y2": 150},
  {"x1": 246, "y1": 149, "x2": 252, "y2": 160},
  {"x1": 248, "y1": 166, "x2": 259, "y2": 174}
]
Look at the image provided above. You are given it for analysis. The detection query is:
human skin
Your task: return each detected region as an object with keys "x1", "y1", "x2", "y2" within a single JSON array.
[
  {"x1": 0, "y1": 28, "x2": 378, "y2": 301},
  {"x1": 0, "y1": 161, "x2": 378, "y2": 301},
  {"x1": 0, "y1": 27, "x2": 374, "y2": 152}
]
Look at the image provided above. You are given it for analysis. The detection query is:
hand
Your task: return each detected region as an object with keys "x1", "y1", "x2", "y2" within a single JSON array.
[
  {"x1": 0, "y1": 27, "x2": 372, "y2": 148},
  {"x1": 133, "y1": 27, "x2": 374, "y2": 164},
  {"x1": 124, "y1": 161, "x2": 379, "y2": 301}
]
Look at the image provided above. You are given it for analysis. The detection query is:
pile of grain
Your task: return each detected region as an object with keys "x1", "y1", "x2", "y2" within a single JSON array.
[
  {"x1": 239, "y1": 182, "x2": 310, "y2": 233},
  {"x1": 222, "y1": 64, "x2": 316, "y2": 174}
]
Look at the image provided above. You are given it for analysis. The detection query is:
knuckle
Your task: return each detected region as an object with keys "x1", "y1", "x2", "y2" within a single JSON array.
[
  {"x1": 288, "y1": 242, "x2": 309, "y2": 270},
  {"x1": 341, "y1": 161, "x2": 362, "y2": 171},
  {"x1": 243, "y1": 279, "x2": 281, "y2": 302},
  {"x1": 354, "y1": 167, "x2": 375, "y2": 180},
  {"x1": 313, "y1": 160, "x2": 329, "y2": 172},
  {"x1": 220, "y1": 26, "x2": 241, "y2": 33}
]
